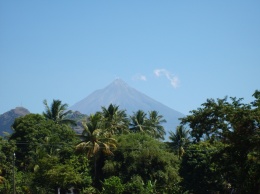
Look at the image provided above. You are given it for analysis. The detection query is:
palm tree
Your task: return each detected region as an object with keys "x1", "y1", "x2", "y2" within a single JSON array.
[
  {"x1": 76, "y1": 112, "x2": 117, "y2": 158},
  {"x1": 101, "y1": 104, "x2": 129, "y2": 135},
  {"x1": 129, "y1": 110, "x2": 147, "y2": 133},
  {"x1": 147, "y1": 110, "x2": 166, "y2": 140},
  {"x1": 76, "y1": 112, "x2": 117, "y2": 188},
  {"x1": 43, "y1": 99, "x2": 76, "y2": 125},
  {"x1": 169, "y1": 125, "x2": 190, "y2": 159}
]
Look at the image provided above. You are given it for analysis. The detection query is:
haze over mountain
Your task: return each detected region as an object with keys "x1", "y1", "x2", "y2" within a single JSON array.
[
  {"x1": 70, "y1": 79, "x2": 185, "y2": 135},
  {"x1": 0, "y1": 107, "x2": 30, "y2": 135}
]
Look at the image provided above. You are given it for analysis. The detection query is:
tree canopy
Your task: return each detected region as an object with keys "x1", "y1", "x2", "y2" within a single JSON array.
[
  {"x1": 1, "y1": 93, "x2": 259, "y2": 193},
  {"x1": 179, "y1": 90, "x2": 260, "y2": 193}
]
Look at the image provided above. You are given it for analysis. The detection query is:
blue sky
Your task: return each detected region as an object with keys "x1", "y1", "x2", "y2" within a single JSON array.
[{"x1": 1, "y1": 0, "x2": 259, "y2": 115}]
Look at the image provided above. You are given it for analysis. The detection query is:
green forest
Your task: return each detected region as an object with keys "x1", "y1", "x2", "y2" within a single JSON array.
[{"x1": 0, "y1": 91, "x2": 259, "y2": 194}]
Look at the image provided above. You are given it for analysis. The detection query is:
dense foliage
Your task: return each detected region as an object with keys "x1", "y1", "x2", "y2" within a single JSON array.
[
  {"x1": 103, "y1": 133, "x2": 181, "y2": 193},
  {"x1": 180, "y1": 90, "x2": 260, "y2": 193},
  {"x1": 0, "y1": 92, "x2": 259, "y2": 193}
]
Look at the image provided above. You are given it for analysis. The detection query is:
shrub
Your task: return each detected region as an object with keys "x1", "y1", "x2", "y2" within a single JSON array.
[{"x1": 101, "y1": 176, "x2": 124, "y2": 194}]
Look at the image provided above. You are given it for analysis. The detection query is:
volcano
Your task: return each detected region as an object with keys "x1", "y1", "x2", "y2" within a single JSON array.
[{"x1": 69, "y1": 79, "x2": 185, "y2": 137}]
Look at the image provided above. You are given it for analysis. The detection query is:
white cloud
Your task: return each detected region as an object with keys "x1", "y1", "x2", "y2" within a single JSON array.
[
  {"x1": 154, "y1": 69, "x2": 180, "y2": 88},
  {"x1": 132, "y1": 74, "x2": 147, "y2": 81}
]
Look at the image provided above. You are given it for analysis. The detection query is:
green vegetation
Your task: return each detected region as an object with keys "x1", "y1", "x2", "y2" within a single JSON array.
[{"x1": 0, "y1": 92, "x2": 259, "y2": 193}]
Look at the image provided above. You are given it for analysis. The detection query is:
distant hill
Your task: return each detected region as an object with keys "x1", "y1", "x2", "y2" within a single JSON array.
[
  {"x1": 70, "y1": 79, "x2": 185, "y2": 138},
  {"x1": 65, "y1": 111, "x2": 87, "y2": 134},
  {"x1": 0, "y1": 107, "x2": 30, "y2": 136},
  {"x1": 0, "y1": 107, "x2": 86, "y2": 136}
]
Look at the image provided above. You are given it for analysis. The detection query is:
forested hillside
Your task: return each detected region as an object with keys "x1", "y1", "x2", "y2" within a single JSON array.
[{"x1": 0, "y1": 91, "x2": 259, "y2": 194}]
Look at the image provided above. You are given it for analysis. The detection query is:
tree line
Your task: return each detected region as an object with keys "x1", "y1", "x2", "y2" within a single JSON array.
[{"x1": 0, "y1": 90, "x2": 259, "y2": 194}]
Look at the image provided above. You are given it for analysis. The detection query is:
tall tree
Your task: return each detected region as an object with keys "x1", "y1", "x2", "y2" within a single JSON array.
[
  {"x1": 43, "y1": 99, "x2": 76, "y2": 126},
  {"x1": 102, "y1": 133, "x2": 181, "y2": 193},
  {"x1": 76, "y1": 112, "x2": 117, "y2": 190},
  {"x1": 101, "y1": 104, "x2": 129, "y2": 135},
  {"x1": 129, "y1": 110, "x2": 147, "y2": 133},
  {"x1": 180, "y1": 91, "x2": 260, "y2": 193},
  {"x1": 10, "y1": 114, "x2": 78, "y2": 171},
  {"x1": 147, "y1": 110, "x2": 166, "y2": 140},
  {"x1": 179, "y1": 141, "x2": 225, "y2": 194},
  {"x1": 129, "y1": 110, "x2": 166, "y2": 140},
  {"x1": 9, "y1": 113, "x2": 82, "y2": 193},
  {"x1": 169, "y1": 126, "x2": 190, "y2": 159},
  {"x1": 180, "y1": 97, "x2": 230, "y2": 142},
  {"x1": 76, "y1": 113, "x2": 117, "y2": 158}
]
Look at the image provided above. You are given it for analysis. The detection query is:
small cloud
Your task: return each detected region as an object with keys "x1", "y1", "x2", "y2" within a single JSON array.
[
  {"x1": 154, "y1": 69, "x2": 180, "y2": 88},
  {"x1": 132, "y1": 74, "x2": 147, "y2": 81},
  {"x1": 139, "y1": 75, "x2": 147, "y2": 81}
]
